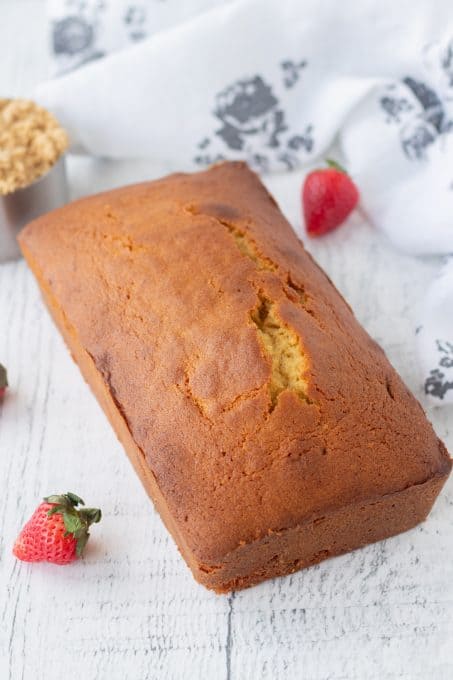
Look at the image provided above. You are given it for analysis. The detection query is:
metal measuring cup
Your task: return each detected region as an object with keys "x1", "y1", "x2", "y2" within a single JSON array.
[{"x1": 0, "y1": 156, "x2": 69, "y2": 263}]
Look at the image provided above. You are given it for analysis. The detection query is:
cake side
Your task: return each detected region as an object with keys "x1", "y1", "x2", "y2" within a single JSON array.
[
  {"x1": 206, "y1": 472, "x2": 448, "y2": 592},
  {"x1": 19, "y1": 162, "x2": 451, "y2": 589}
]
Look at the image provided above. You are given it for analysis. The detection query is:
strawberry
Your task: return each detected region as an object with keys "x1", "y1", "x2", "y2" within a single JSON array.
[
  {"x1": 13, "y1": 492, "x2": 101, "y2": 564},
  {"x1": 0, "y1": 363, "x2": 7, "y2": 399},
  {"x1": 302, "y1": 159, "x2": 359, "y2": 237}
]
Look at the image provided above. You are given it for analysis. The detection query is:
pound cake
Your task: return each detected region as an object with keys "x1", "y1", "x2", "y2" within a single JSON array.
[{"x1": 19, "y1": 162, "x2": 451, "y2": 592}]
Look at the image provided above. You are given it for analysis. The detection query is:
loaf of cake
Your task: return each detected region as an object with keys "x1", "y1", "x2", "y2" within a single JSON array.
[{"x1": 19, "y1": 162, "x2": 451, "y2": 592}]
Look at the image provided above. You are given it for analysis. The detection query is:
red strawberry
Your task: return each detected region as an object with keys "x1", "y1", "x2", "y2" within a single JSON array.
[
  {"x1": 13, "y1": 492, "x2": 101, "y2": 564},
  {"x1": 0, "y1": 363, "x2": 7, "y2": 399},
  {"x1": 302, "y1": 159, "x2": 359, "y2": 237}
]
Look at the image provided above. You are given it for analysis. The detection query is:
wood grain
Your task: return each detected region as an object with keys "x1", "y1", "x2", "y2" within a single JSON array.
[{"x1": 0, "y1": 2, "x2": 452, "y2": 678}]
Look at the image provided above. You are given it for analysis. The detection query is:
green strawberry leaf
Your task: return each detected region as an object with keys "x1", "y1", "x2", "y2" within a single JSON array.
[
  {"x1": 80, "y1": 508, "x2": 102, "y2": 524},
  {"x1": 326, "y1": 158, "x2": 348, "y2": 174},
  {"x1": 0, "y1": 364, "x2": 8, "y2": 390},
  {"x1": 45, "y1": 494, "x2": 70, "y2": 506},
  {"x1": 75, "y1": 532, "x2": 89, "y2": 557},
  {"x1": 66, "y1": 492, "x2": 85, "y2": 507},
  {"x1": 62, "y1": 512, "x2": 84, "y2": 535}
]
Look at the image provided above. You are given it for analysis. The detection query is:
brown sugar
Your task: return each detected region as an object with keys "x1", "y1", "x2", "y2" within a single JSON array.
[{"x1": 0, "y1": 98, "x2": 68, "y2": 195}]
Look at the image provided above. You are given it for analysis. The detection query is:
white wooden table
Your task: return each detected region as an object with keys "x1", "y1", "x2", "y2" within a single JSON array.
[{"x1": 1, "y1": 2, "x2": 452, "y2": 679}]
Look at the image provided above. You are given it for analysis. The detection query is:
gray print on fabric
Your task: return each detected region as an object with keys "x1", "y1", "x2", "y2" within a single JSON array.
[
  {"x1": 425, "y1": 340, "x2": 453, "y2": 400},
  {"x1": 194, "y1": 61, "x2": 313, "y2": 172},
  {"x1": 380, "y1": 38, "x2": 453, "y2": 160},
  {"x1": 52, "y1": 0, "x2": 107, "y2": 72},
  {"x1": 281, "y1": 59, "x2": 307, "y2": 89},
  {"x1": 381, "y1": 78, "x2": 452, "y2": 160},
  {"x1": 51, "y1": 0, "x2": 167, "y2": 73},
  {"x1": 441, "y1": 39, "x2": 453, "y2": 88},
  {"x1": 124, "y1": 5, "x2": 147, "y2": 42},
  {"x1": 53, "y1": 16, "x2": 95, "y2": 56}
]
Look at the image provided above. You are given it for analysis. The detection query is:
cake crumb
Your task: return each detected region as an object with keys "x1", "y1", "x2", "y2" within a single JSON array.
[{"x1": 0, "y1": 98, "x2": 68, "y2": 195}]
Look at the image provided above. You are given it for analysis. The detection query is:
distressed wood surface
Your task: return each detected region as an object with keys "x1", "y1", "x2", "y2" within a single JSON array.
[{"x1": 1, "y1": 2, "x2": 452, "y2": 679}]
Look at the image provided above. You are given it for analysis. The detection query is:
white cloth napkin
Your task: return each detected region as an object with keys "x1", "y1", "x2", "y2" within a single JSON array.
[{"x1": 39, "y1": 0, "x2": 453, "y2": 404}]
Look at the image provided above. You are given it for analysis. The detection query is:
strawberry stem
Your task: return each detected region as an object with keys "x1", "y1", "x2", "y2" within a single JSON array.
[
  {"x1": 326, "y1": 158, "x2": 348, "y2": 174},
  {"x1": 0, "y1": 363, "x2": 8, "y2": 390}
]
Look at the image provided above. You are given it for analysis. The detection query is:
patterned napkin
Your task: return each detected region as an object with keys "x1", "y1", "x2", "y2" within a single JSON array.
[
  {"x1": 417, "y1": 258, "x2": 453, "y2": 403},
  {"x1": 41, "y1": 0, "x2": 453, "y2": 404},
  {"x1": 48, "y1": 0, "x2": 230, "y2": 75}
]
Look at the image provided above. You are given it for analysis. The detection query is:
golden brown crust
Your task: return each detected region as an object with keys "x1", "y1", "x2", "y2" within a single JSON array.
[{"x1": 19, "y1": 162, "x2": 451, "y2": 590}]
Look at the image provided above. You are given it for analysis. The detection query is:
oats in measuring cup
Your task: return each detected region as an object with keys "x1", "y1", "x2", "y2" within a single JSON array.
[{"x1": 0, "y1": 98, "x2": 68, "y2": 195}]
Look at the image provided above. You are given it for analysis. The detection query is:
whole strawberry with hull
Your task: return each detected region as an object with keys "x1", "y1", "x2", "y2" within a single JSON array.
[
  {"x1": 302, "y1": 159, "x2": 359, "y2": 237},
  {"x1": 13, "y1": 492, "x2": 101, "y2": 564}
]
